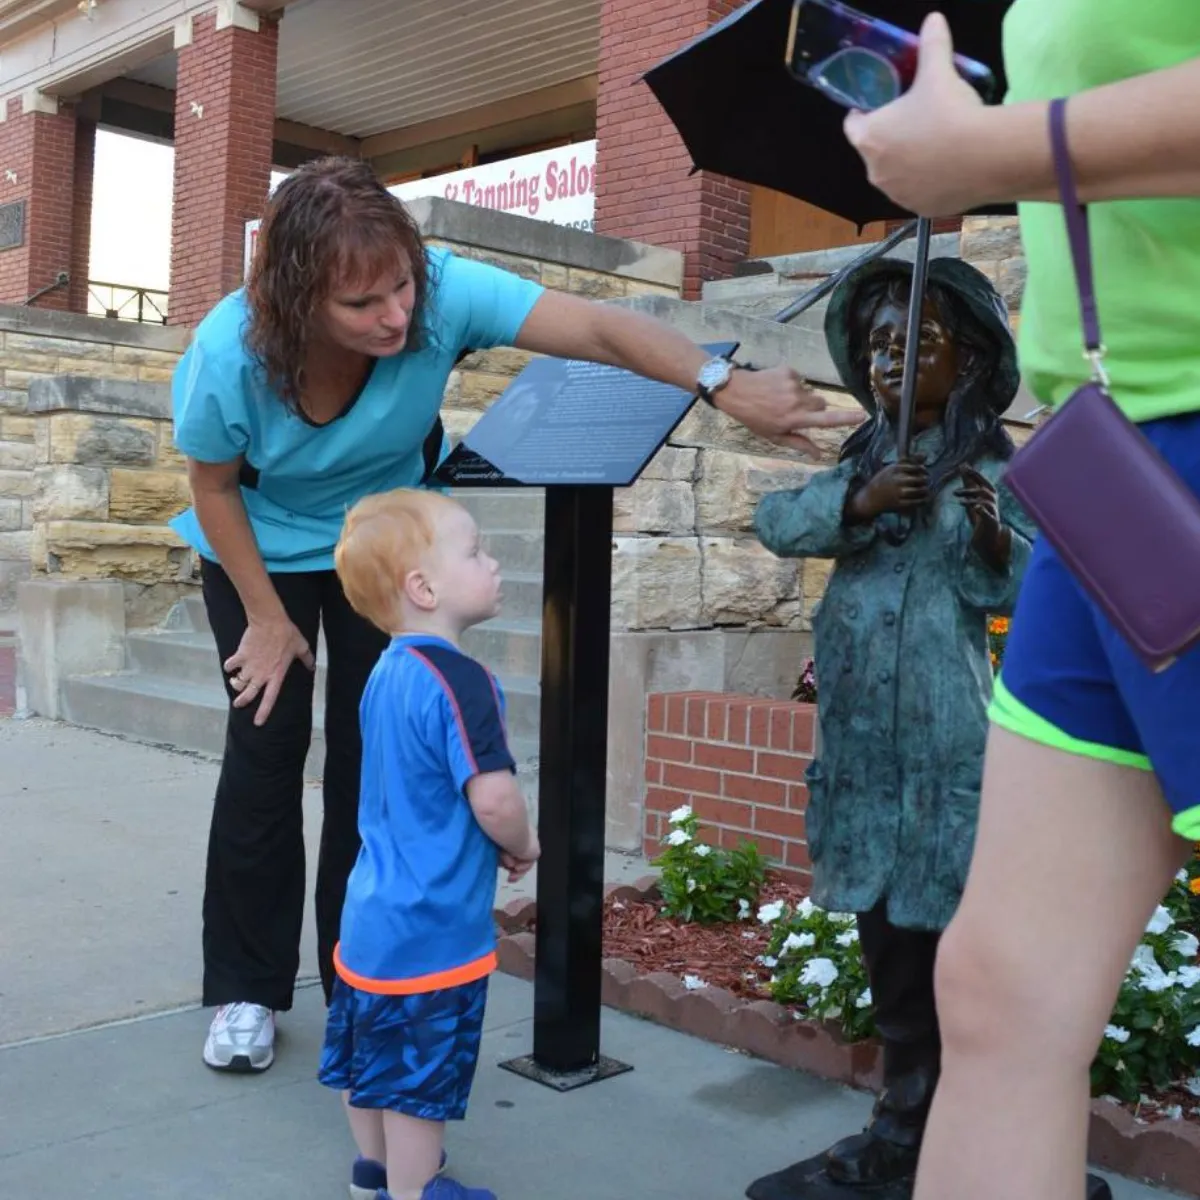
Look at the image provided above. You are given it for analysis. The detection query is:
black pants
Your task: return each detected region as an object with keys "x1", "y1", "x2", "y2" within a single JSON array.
[{"x1": 200, "y1": 560, "x2": 389, "y2": 1011}]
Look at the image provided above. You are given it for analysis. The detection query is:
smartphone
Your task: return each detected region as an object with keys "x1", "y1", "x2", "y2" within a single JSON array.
[{"x1": 785, "y1": 0, "x2": 997, "y2": 111}]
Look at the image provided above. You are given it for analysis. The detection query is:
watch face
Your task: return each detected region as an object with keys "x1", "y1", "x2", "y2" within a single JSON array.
[{"x1": 698, "y1": 358, "x2": 732, "y2": 392}]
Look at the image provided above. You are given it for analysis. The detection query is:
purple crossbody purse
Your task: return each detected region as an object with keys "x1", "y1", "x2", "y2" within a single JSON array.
[{"x1": 1003, "y1": 97, "x2": 1200, "y2": 673}]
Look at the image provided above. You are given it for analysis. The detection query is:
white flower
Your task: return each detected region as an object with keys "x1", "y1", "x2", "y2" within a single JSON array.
[
  {"x1": 741, "y1": 930, "x2": 757, "y2": 940},
  {"x1": 831, "y1": 911, "x2": 857, "y2": 926},
  {"x1": 836, "y1": 929, "x2": 860, "y2": 948},
  {"x1": 825, "y1": 1005, "x2": 843, "y2": 1020},
  {"x1": 686, "y1": 877, "x2": 697, "y2": 893},
  {"x1": 799, "y1": 957, "x2": 839, "y2": 990},
  {"x1": 1146, "y1": 905, "x2": 1175, "y2": 935},
  {"x1": 1179, "y1": 965, "x2": 1200, "y2": 989},
  {"x1": 694, "y1": 843, "x2": 712, "y2": 858},
  {"x1": 737, "y1": 898, "x2": 752, "y2": 921},
  {"x1": 1104, "y1": 1025, "x2": 1131, "y2": 1045},
  {"x1": 781, "y1": 932, "x2": 816, "y2": 954},
  {"x1": 796, "y1": 897, "x2": 816, "y2": 920},
  {"x1": 856, "y1": 988, "x2": 873, "y2": 1010},
  {"x1": 1174, "y1": 932, "x2": 1200, "y2": 958},
  {"x1": 682, "y1": 974, "x2": 707, "y2": 990},
  {"x1": 668, "y1": 805, "x2": 693, "y2": 825},
  {"x1": 1178, "y1": 869, "x2": 1190, "y2": 884},
  {"x1": 1186, "y1": 1027, "x2": 1200, "y2": 1048},
  {"x1": 1164, "y1": 1105, "x2": 1184, "y2": 1121},
  {"x1": 1184, "y1": 1078, "x2": 1200, "y2": 1098},
  {"x1": 1130, "y1": 945, "x2": 1177, "y2": 992},
  {"x1": 665, "y1": 827, "x2": 691, "y2": 847},
  {"x1": 756, "y1": 955, "x2": 778, "y2": 968},
  {"x1": 758, "y1": 900, "x2": 786, "y2": 924}
]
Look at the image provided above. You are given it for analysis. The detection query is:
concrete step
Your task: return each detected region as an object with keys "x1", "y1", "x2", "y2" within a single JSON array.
[
  {"x1": 59, "y1": 670, "x2": 540, "y2": 805},
  {"x1": 166, "y1": 570, "x2": 545, "y2": 634},
  {"x1": 453, "y1": 488, "x2": 545, "y2": 532},
  {"x1": 480, "y1": 529, "x2": 545, "y2": 575},
  {"x1": 126, "y1": 627, "x2": 543, "y2": 742},
  {"x1": 461, "y1": 618, "x2": 541, "y2": 680}
]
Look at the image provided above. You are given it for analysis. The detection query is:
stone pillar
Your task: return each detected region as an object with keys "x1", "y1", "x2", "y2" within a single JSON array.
[
  {"x1": 169, "y1": 5, "x2": 279, "y2": 326},
  {"x1": 0, "y1": 94, "x2": 81, "y2": 311},
  {"x1": 68, "y1": 119, "x2": 97, "y2": 315},
  {"x1": 594, "y1": 0, "x2": 750, "y2": 299}
]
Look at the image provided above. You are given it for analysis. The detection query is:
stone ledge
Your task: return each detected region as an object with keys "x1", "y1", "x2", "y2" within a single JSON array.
[
  {"x1": 27, "y1": 375, "x2": 172, "y2": 420},
  {"x1": 493, "y1": 881, "x2": 1200, "y2": 1198},
  {"x1": 0, "y1": 306, "x2": 189, "y2": 354},
  {"x1": 407, "y1": 196, "x2": 683, "y2": 289}
]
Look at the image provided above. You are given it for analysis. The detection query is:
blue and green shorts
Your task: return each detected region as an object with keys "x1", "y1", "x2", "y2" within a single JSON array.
[
  {"x1": 991, "y1": 410, "x2": 1200, "y2": 839},
  {"x1": 318, "y1": 976, "x2": 488, "y2": 1120}
]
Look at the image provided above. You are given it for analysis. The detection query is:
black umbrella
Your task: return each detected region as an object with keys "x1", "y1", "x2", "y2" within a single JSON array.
[
  {"x1": 644, "y1": 0, "x2": 1014, "y2": 457},
  {"x1": 643, "y1": 0, "x2": 1010, "y2": 228}
]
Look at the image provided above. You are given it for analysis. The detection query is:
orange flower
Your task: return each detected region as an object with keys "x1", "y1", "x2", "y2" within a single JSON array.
[
  {"x1": 1190, "y1": 878, "x2": 1200, "y2": 896},
  {"x1": 989, "y1": 617, "x2": 1011, "y2": 635}
]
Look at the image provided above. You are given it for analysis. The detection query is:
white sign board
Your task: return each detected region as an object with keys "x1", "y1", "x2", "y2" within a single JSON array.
[{"x1": 244, "y1": 141, "x2": 597, "y2": 278}]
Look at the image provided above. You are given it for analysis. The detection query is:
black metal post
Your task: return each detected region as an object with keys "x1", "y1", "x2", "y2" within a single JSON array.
[{"x1": 498, "y1": 484, "x2": 633, "y2": 1091}]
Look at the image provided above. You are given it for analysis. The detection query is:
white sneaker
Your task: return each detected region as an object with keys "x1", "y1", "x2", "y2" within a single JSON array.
[{"x1": 202, "y1": 1002, "x2": 275, "y2": 1072}]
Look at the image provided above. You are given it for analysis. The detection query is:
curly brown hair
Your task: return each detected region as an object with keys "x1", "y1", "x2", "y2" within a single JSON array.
[{"x1": 245, "y1": 156, "x2": 431, "y2": 410}]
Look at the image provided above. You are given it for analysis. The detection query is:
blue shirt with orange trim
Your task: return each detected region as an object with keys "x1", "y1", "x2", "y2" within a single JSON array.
[{"x1": 335, "y1": 634, "x2": 516, "y2": 994}]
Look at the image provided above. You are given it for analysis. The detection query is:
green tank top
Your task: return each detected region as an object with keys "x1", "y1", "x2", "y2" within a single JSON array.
[{"x1": 1003, "y1": 0, "x2": 1200, "y2": 422}]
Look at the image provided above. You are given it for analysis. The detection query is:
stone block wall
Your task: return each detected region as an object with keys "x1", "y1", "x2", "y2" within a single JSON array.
[
  {"x1": 0, "y1": 308, "x2": 188, "y2": 616},
  {"x1": 26, "y1": 375, "x2": 195, "y2": 627}
]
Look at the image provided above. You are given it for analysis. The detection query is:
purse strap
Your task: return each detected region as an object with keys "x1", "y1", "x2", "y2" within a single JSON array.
[{"x1": 1048, "y1": 97, "x2": 1109, "y2": 385}]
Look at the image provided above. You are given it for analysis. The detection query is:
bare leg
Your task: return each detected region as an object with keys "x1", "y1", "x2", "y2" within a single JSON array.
[
  {"x1": 344, "y1": 1093, "x2": 387, "y2": 1164},
  {"x1": 914, "y1": 728, "x2": 1189, "y2": 1200},
  {"x1": 384, "y1": 1110, "x2": 445, "y2": 1200}
]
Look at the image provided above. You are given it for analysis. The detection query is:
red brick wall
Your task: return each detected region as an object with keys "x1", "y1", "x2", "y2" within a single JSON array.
[
  {"x1": 595, "y1": 0, "x2": 751, "y2": 298},
  {"x1": 69, "y1": 119, "x2": 96, "y2": 315},
  {"x1": 644, "y1": 691, "x2": 815, "y2": 876},
  {"x1": 0, "y1": 97, "x2": 80, "y2": 311},
  {"x1": 170, "y1": 12, "x2": 279, "y2": 326}
]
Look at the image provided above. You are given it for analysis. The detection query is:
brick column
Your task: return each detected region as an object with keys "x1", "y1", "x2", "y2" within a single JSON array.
[
  {"x1": 595, "y1": 0, "x2": 750, "y2": 299},
  {"x1": 0, "y1": 95, "x2": 81, "y2": 311},
  {"x1": 169, "y1": 8, "x2": 278, "y2": 327},
  {"x1": 68, "y1": 119, "x2": 96, "y2": 315}
]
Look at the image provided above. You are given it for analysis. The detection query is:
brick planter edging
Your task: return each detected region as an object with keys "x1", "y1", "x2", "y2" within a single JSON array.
[{"x1": 494, "y1": 881, "x2": 1200, "y2": 1198}]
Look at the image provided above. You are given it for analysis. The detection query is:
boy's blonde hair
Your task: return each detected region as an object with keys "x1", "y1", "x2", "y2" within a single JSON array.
[{"x1": 335, "y1": 488, "x2": 457, "y2": 633}]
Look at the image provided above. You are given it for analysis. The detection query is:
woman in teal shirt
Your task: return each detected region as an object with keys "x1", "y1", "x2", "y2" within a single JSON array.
[
  {"x1": 175, "y1": 156, "x2": 854, "y2": 1075},
  {"x1": 846, "y1": 6, "x2": 1200, "y2": 1199}
]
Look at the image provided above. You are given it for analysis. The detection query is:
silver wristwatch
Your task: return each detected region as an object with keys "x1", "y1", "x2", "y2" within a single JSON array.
[{"x1": 696, "y1": 356, "x2": 734, "y2": 405}]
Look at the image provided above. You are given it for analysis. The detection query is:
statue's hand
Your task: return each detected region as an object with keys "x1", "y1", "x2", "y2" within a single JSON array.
[
  {"x1": 957, "y1": 466, "x2": 1010, "y2": 569},
  {"x1": 846, "y1": 459, "x2": 929, "y2": 523}
]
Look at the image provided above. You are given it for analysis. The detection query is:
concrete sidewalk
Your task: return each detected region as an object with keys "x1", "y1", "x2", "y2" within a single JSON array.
[{"x1": 0, "y1": 718, "x2": 1188, "y2": 1199}]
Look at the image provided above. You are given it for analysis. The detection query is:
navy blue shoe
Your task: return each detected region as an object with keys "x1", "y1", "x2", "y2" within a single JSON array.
[{"x1": 350, "y1": 1153, "x2": 449, "y2": 1200}]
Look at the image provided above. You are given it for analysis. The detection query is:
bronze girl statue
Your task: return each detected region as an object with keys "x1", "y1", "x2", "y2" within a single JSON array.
[{"x1": 748, "y1": 257, "x2": 1044, "y2": 1200}]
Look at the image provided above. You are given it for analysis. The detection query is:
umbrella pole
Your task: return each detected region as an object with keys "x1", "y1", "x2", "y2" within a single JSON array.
[
  {"x1": 771, "y1": 220, "x2": 919, "y2": 325},
  {"x1": 895, "y1": 217, "x2": 933, "y2": 461}
]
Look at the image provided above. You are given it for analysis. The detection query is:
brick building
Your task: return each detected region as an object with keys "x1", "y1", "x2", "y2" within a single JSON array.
[{"x1": 0, "y1": 0, "x2": 885, "y2": 326}]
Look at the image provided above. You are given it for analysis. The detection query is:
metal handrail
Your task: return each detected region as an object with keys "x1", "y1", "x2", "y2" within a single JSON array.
[{"x1": 87, "y1": 280, "x2": 169, "y2": 325}]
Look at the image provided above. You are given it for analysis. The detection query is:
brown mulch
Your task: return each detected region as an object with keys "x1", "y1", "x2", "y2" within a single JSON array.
[
  {"x1": 515, "y1": 875, "x2": 1200, "y2": 1131},
  {"x1": 522, "y1": 874, "x2": 812, "y2": 1003},
  {"x1": 602, "y1": 875, "x2": 813, "y2": 1000}
]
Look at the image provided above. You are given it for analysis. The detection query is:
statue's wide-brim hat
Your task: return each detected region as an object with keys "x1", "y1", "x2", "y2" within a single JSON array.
[{"x1": 824, "y1": 256, "x2": 1020, "y2": 416}]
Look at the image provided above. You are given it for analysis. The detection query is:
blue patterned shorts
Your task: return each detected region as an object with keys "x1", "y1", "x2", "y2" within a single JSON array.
[{"x1": 318, "y1": 977, "x2": 488, "y2": 1120}]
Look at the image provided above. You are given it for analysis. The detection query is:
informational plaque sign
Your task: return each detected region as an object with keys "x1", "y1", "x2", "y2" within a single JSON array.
[
  {"x1": 434, "y1": 342, "x2": 737, "y2": 488},
  {"x1": 0, "y1": 201, "x2": 26, "y2": 252}
]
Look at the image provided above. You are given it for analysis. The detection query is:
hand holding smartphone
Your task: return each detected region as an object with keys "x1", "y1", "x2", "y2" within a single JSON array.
[{"x1": 785, "y1": 0, "x2": 996, "y2": 111}]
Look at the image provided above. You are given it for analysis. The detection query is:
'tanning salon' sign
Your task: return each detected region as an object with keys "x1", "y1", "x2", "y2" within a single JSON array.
[{"x1": 244, "y1": 140, "x2": 597, "y2": 279}]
